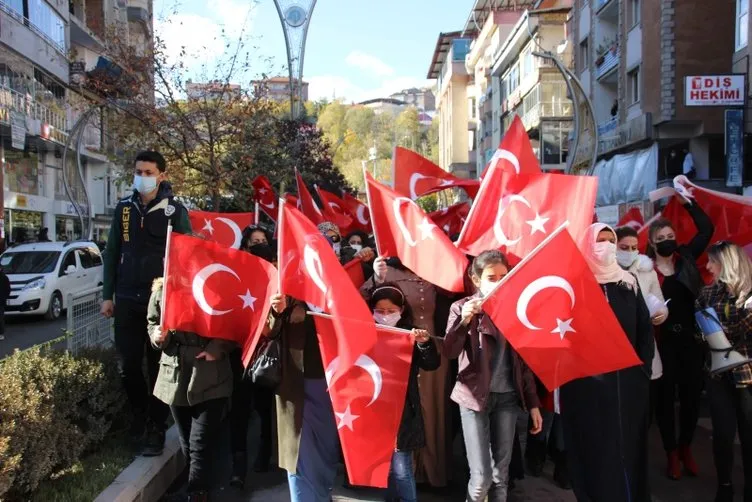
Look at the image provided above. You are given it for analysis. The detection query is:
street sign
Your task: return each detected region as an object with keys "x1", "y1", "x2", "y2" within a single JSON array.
[
  {"x1": 725, "y1": 109, "x2": 744, "y2": 188},
  {"x1": 10, "y1": 111, "x2": 25, "y2": 150}
]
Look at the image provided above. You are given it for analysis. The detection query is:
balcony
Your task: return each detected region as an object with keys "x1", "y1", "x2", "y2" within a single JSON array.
[
  {"x1": 522, "y1": 101, "x2": 574, "y2": 130},
  {"x1": 127, "y1": 0, "x2": 149, "y2": 23},
  {"x1": 69, "y1": 13, "x2": 105, "y2": 51},
  {"x1": 595, "y1": 47, "x2": 619, "y2": 83},
  {"x1": 597, "y1": 113, "x2": 653, "y2": 155},
  {"x1": 596, "y1": 0, "x2": 618, "y2": 20},
  {"x1": 0, "y1": 86, "x2": 68, "y2": 144}
]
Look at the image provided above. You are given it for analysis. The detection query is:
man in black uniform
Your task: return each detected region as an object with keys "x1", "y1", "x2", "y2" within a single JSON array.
[{"x1": 101, "y1": 151, "x2": 191, "y2": 456}]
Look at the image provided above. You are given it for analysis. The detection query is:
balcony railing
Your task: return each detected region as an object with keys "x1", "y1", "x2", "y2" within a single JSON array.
[
  {"x1": 598, "y1": 113, "x2": 653, "y2": 154},
  {"x1": 0, "y1": 1, "x2": 67, "y2": 54},
  {"x1": 595, "y1": 48, "x2": 619, "y2": 80},
  {"x1": 0, "y1": 85, "x2": 68, "y2": 141}
]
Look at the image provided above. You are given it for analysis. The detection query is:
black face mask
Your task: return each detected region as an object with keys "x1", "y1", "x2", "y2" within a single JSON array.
[{"x1": 655, "y1": 239, "x2": 678, "y2": 257}]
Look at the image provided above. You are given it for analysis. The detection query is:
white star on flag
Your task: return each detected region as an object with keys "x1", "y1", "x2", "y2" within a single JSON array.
[
  {"x1": 526, "y1": 213, "x2": 549, "y2": 235},
  {"x1": 417, "y1": 218, "x2": 436, "y2": 241},
  {"x1": 335, "y1": 404, "x2": 359, "y2": 431},
  {"x1": 238, "y1": 289, "x2": 257, "y2": 311},
  {"x1": 551, "y1": 318, "x2": 576, "y2": 340},
  {"x1": 202, "y1": 219, "x2": 214, "y2": 235}
]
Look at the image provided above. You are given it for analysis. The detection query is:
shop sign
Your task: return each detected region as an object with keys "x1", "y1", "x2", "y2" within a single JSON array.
[
  {"x1": 16, "y1": 195, "x2": 27, "y2": 208},
  {"x1": 685, "y1": 75, "x2": 746, "y2": 107},
  {"x1": 725, "y1": 109, "x2": 744, "y2": 188},
  {"x1": 10, "y1": 111, "x2": 26, "y2": 150},
  {"x1": 595, "y1": 204, "x2": 619, "y2": 226}
]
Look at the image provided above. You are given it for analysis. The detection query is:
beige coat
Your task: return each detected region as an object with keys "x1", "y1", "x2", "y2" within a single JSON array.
[{"x1": 626, "y1": 255, "x2": 666, "y2": 379}]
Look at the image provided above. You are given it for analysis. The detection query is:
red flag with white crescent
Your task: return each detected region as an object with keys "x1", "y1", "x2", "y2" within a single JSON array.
[
  {"x1": 480, "y1": 229, "x2": 642, "y2": 390},
  {"x1": 315, "y1": 186, "x2": 354, "y2": 231},
  {"x1": 429, "y1": 202, "x2": 470, "y2": 236},
  {"x1": 188, "y1": 210, "x2": 253, "y2": 249},
  {"x1": 393, "y1": 147, "x2": 480, "y2": 199},
  {"x1": 162, "y1": 233, "x2": 277, "y2": 366},
  {"x1": 313, "y1": 313, "x2": 414, "y2": 488},
  {"x1": 365, "y1": 171, "x2": 468, "y2": 292},
  {"x1": 480, "y1": 115, "x2": 542, "y2": 180},
  {"x1": 251, "y1": 175, "x2": 278, "y2": 221},
  {"x1": 277, "y1": 201, "x2": 377, "y2": 383},
  {"x1": 617, "y1": 207, "x2": 645, "y2": 230},
  {"x1": 342, "y1": 192, "x2": 372, "y2": 233},
  {"x1": 295, "y1": 169, "x2": 326, "y2": 225}
]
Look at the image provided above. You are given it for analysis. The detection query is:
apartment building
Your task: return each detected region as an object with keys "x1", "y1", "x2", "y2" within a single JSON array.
[
  {"x1": 428, "y1": 32, "x2": 475, "y2": 178},
  {"x1": 252, "y1": 76, "x2": 309, "y2": 104},
  {"x1": 571, "y1": 0, "x2": 747, "y2": 206},
  {"x1": 186, "y1": 80, "x2": 243, "y2": 102},
  {"x1": 389, "y1": 87, "x2": 436, "y2": 112},
  {"x1": 0, "y1": 0, "x2": 142, "y2": 245}
]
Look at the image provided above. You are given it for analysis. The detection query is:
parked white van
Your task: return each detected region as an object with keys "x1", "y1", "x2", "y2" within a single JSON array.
[{"x1": 0, "y1": 241, "x2": 104, "y2": 320}]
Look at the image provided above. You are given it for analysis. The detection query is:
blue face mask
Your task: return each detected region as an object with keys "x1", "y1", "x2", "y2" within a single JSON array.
[{"x1": 133, "y1": 175, "x2": 159, "y2": 194}]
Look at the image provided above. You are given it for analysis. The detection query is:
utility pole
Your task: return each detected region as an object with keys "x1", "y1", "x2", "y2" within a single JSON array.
[{"x1": 273, "y1": 0, "x2": 317, "y2": 119}]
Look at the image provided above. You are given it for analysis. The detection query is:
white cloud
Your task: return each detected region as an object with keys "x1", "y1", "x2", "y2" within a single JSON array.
[
  {"x1": 154, "y1": 0, "x2": 256, "y2": 72},
  {"x1": 344, "y1": 51, "x2": 395, "y2": 77}
]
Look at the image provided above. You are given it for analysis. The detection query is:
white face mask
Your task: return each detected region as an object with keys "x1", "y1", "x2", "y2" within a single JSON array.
[
  {"x1": 374, "y1": 312, "x2": 401, "y2": 327},
  {"x1": 479, "y1": 279, "x2": 499, "y2": 297},
  {"x1": 593, "y1": 241, "x2": 617, "y2": 266},
  {"x1": 349, "y1": 244, "x2": 362, "y2": 253},
  {"x1": 133, "y1": 175, "x2": 159, "y2": 194},
  {"x1": 616, "y1": 249, "x2": 639, "y2": 269}
]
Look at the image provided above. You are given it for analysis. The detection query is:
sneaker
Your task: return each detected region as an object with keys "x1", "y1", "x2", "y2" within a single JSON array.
[
  {"x1": 679, "y1": 444, "x2": 699, "y2": 477},
  {"x1": 142, "y1": 425, "x2": 165, "y2": 457}
]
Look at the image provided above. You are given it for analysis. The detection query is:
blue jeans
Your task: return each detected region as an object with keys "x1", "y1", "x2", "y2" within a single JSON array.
[
  {"x1": 287, "y1": 379, "x2": 340, "y2": 502},
  {"x1": 386, "y1": 451, "x2": 417, "y2": 502},
  {"x1": 461, "y1": 392, "x2": 521, "y2": 502}
]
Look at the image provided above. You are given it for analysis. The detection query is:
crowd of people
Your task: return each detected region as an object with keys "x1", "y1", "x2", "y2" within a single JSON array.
[{"x1": 101, "y1": 151, "x2": 752, "y2": 502}]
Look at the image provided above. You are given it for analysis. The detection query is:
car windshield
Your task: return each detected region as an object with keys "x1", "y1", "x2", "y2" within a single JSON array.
[{"x1": 0, "y1": 251, "x2": 61, "y2": 274}]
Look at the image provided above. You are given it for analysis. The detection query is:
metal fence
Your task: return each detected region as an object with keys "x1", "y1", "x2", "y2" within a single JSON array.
[{"x1": 66, "y1": 287, "x2": 113, "y2": 355}]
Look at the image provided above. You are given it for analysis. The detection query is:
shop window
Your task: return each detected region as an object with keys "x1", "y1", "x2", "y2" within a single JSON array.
[
  {"x1": 5, "y1": 208, "x2": 43, "y2": 245},
  {"x1": 541, "y1": 121, "x2": 573, "y2": 166},
  {"x1": 3, "y1": 154, "x2": 39, "y2": 195}
]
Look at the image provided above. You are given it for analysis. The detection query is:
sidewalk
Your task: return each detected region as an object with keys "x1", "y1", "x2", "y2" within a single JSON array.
[{"x1": 201, "y1": 423, "x2": 740, "y2": 502}]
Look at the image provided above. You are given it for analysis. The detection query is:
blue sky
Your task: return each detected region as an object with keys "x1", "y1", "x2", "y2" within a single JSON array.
[{"x1": 154, "y1": 0, "x2": 472, "y2": 102}]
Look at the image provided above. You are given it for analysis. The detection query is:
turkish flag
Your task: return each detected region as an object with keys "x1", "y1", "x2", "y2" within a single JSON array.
[
  {"x1": 429, "y1": 202, "x2": 470, "y2": 236},
  {"x1": 342, "y1": 192, "x2": 372, "y2": 233},
  {"x1": 662, "y1": 183, "x2": 752, "y2": 282},
  {"x1": 344, "y1": 258, "x2": 366, "y2": 288},
  {"x1": 480, "y1": 115, "x2": 542, "y2": 179},
  {"x1": 393, "y1": 147, "x2": 480, "y2": 200},
  {"x1": 285, "y1": 193, "x2": 299, "y2": 207},
  {"x1": 277, "y1": 201, "x2": 377, "y2": 382},
  {"x1": 313, "y1": 313, "x2": 413, "y2": 487},
  {"x1": 188, "y1": 210, "x2": 253, "y2": 250},
  {"x1": 365, "y1": 171, "x2": 467, "y2": 292},
  {"x1": 252, "y1": 175, "x2": 278, "y2": 221},
  {"x1": 456, "y1": 171, "x2": 598, "y2": 262},
  {"x1": 315, "y1": 186, "x2": 354, "y2": 231},
  {"x1": 482, "y1": 229, "x2": 642, "y2": 390},
  {"x1": 295, "y1": 169, "x2": 326, "y2": 225},
  {"x1": 618, "y1": 207, "x2": 644, "y2": 230},
  {"x1": 162, "y1": 232, "x2": 277, "y2": 366}
]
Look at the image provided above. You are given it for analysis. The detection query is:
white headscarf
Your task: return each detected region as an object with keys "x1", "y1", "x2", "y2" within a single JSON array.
[{"x1": 582, "y1": 223, "x2": 637, "y2": 290}]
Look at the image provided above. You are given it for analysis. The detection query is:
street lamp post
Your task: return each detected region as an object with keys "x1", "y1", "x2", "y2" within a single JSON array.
[
  {"x1": 533, "y1": 47, "x2": 599, "y2": 175},
  {"x1": 273, "y1": 0, "x2": 317, "y2": 119}
]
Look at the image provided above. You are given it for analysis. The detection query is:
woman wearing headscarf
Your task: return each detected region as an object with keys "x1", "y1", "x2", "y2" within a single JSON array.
[{"x1": 560, "y1": 223, "x2": 654, "y2": 502}]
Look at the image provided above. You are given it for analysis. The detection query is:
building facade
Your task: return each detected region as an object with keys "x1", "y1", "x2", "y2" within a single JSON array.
[
  {"x1": 186, "y1": 81, "x2": 242, "y2": 101},
  {"x1": 389, "y1": 87, "x2": 436, "y2": 112},
  {"x1": 252, "y1": 76, "x2": 309, "y2": 104},
  {"x1": 571, "y1": 0, "x2": 749, "y2": 205},
  {"x1": 0, "y1": 0, "x2": 144, "y2": 246}
]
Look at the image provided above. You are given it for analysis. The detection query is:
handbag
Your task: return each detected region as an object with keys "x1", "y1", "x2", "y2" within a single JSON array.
[{"x1": 249, "y1": 334, "x2": 282, "y2": 389}]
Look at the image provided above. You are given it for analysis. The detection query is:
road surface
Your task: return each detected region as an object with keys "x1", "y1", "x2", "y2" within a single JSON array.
[{"x1": 0, "y1": 315, "x2": 67, "y2": 358}]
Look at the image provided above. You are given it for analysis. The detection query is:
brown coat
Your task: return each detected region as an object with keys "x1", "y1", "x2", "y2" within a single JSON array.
[
  {"x1": 267, "y1": 299, "x2": 314, "y2": 474},
  {"x1": 444, "y1": 294, "x2": 540, "y2": 413}
]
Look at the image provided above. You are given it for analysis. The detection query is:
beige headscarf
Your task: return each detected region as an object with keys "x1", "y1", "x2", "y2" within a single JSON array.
[{"x1": 582, "y1": 223, "x2": 637, "y2": 291}]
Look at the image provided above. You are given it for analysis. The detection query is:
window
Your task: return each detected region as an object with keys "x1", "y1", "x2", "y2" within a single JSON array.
[
  {"x1": 6, "y1": 0, "x2": 23, "y2": 17},
  {"x1": 628, "y1": 0, "x2": 641, "y2": 27},
  {"x1": 60, "y1": 251, "x2": 77, "y2": 275},
  {"x1": 470, "y1": 97, "x2": 477, "y2": 119},
  {"x1": 579, "y1": 38, "x2": 589, "y2": 70},
  {"x1": 521, "y1": 48, "x2": 534, "y2": 78},
  {"x1": 628, "y1": 67, "x2": 640, "y2": 104},
  {"x1": 737, "y1": 0, "x2": 749, "y2": 50},
  {"x1": 509, "y1": 64, "x2": 520, "y2": 92},
  {"x1": 541, "y1": 121, "x2": 573, "y2": 166},
  {"x1": 27, "y1": 0, "x2": 66, "y2": 51}
]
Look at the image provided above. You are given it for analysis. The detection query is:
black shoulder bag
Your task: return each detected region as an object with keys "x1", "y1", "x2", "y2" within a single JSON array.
[{"x1": 248, "y1": 312, "x2": 285, "y2": 389}]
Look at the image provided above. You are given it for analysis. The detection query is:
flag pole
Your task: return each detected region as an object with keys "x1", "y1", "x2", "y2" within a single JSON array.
[
  {"x1": 306, "y1": 310, "x2": 441, "y2": 337},
  {"x1": 362, "y1": 165, "x2": 382, "y2": 257},
  {"x1": 454, "y1": 160, "x2": 495, "y2": 247},
  {"x1": 254, "y1": 201, "x2": 259, "y2": 225},
  {"x1": 478, "y1": 221, "x2": 570, "y2": 307},
  {"x1": 159, "y1": 222, "x2": 173, "y2": 330},
  {"x1": 276, "y1": 197, "x2": 285, "y2": 294}
]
